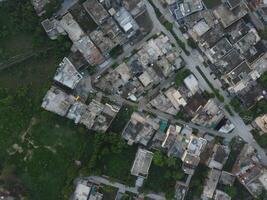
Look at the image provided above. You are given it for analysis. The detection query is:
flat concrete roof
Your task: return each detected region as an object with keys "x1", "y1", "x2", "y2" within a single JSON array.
[
  {"x1": 54, "y1": 57, "x2": 83, "y2": 89},
  {"x1": 131, "y1": 149, "x2": 154, "y2": 178}
]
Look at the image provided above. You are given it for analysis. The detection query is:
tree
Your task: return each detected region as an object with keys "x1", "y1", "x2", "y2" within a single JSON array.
[
  {"x1": 153, "y1": 151, "x2": 165, "y2": 167},
  {"x1": 230, "y1": 97, "x2": 241, "y2": 112},
  {"x1": 224, "y1": 186, "x2": 237, "y2": 198},
  {"x1": 259, "y1": 71, "x2": 267, "y2": 89},
  {"x1": 187, "y1": 37, "x2": 198, "y2": 49},
  {"x1": 259, "y1": 28, "x2": 267, "y2": 41},
  {"x1": 44, "y1": 0, "x2": 61, "y2": 18},
  {"x1": 175, "y1": 69, "x2": 191, "y2": 86}
]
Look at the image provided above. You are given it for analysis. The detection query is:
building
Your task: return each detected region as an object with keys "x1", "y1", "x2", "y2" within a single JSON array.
[
  {"x1": 162, "y1": 125, "x2": 182, "y2": 149},
  {"x1": 214, "y1": 190, "x2": 231, "y2": 200},
  {"x1": 31, "y1": 0, "x2": 49, "y2": 16},
  {"x1": 205, "y1": 37, "x2": 232, "y2": 63},
  {"x1": 208, "y1": 144, "x2": 230, "y2": 170},
  {"x1": 220, "y1": 171, "x2": 236, "y2": 186},
  {"x1": 232, "y1": 144, "x2": 266, "y2": 197},
  {"x1": 122, "y1": 112, "x2": 160, "y2": 146},
  {"x1": 122, "y1": 0, "x2": 145, "y2": 16},
  {"x1": 74, "y1": 181, "x2": 103, "y2": 200},
  {"x1": 202, "y1": 168, "x2": 221, "y2": 199},
  {"x1": 174, "y1": 0, "x2": 203, "y2": 20},
  {"x1": 183, "y1": 74, "x2": 199, "y2": 95},
  {"x1": 100, "y1": 17, "x2": 127, "y2": 46},
  {"x1": 175, "y1": 182, "x2": 188, "y2": 200},
  {"x1": 165, "y1": 87, "x2": 187, "y2": 110},
  {"x1": 131, "y1": 148, "x2": 154, "y2": 178},
  {"x1": 191, "y1": 99, "x2": 224, "y2": 128},
  {"x1": 54, "y1": 57, "x2": 83, "y2": 90},
  {"x1": 83, "y1": 0, "x2": 110, "y2": 25},
  {"x1": 114, "y1": 7, "x2": 139, "y2": 38},
  {"x1": 41, "y1": 86, "x2": 76, "y2": 117},
  {"x1": 254, "y1": 114, "x2": 267, "y2": 134},
  {"x1": 42, "y1": 87, "x2": 119, "y2": 132},
  {"x1": 73, "y1": 35, "x2": 105, "y2": 66},
  {"x1": 79, "y1": 100, "x2": 120, "y2": 132},
  {"x1": 213, "y1": 2, "x2": 248, "y2": 28},
  {"x1": 182, "y1": 135, "x2": 207, "y2": 174},
  {"x1": 41, "y1": 18, "x2": 64, "y2": 40},
  {"x1": 149, "y1": 93, "x2": 178, "y2": 115},
  {"x1": 60, "y1": 13, "x2": 85, "y2": 42},
  {"x1": 89, "y1": 30, "x2": 116, "y2": 53}
]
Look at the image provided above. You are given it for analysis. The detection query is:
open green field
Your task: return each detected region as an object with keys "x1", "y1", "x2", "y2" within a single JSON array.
[
  {"x1": 143, "y1": 152, "x2": 186, "y2": 199},
  {"x1": 0, "y1": 43, "x2": 137, "y2": 200},
  {"x1": 0, "y1": 1, "x2": 141, "y2": 199}
]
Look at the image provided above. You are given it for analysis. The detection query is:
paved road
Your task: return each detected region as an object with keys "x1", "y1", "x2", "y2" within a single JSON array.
[
  {"x1": 84, "y1": 176, "x2": 166, "y2": 199},
  {"x1": 150, "y1": 0, "x2": 267, "y2": 166},
  {"x1": 107, "y1": 94, "x2": 234, "y2": 140},
  {"x1": 85, "y1": 176, "x2": 138, "y2": 194}
]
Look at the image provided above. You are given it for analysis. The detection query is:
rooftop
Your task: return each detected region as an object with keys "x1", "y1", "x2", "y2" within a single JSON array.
[
  {"x1": 220, "y1": 171, "x2": 236, "y2": 186},
  {"x1": 235, "y1": 28, "x2": 261, "y2": 54},
  {"x1": 213, "y1": 48, "x2": 244, "y2": 77},
  {"x1": 224, "y1": 61, "x2": 251, "y2": 86},
  {"x1": 191, "y1": 99, "x2": 224, "y2": 128},
  {"x1": 60, "y1": 13, "x2": 85, "y2": 42},
  {"x1": 206, "y1": 37, "x2": 232, "y2": 63},
  {"x1": 202, "y1": 168, "x2": 221, "y2": 199},
  {"x1": 80, "y1": 100, "x2": 119, "y2": 132},
  {"x1": 192, "y1": 19, "x2": 210, "y2": 37},
  {"x1": 74, "y1": 35, "x2": 105, "y2": 66},
  {"x1": 213, "y1": 2, "x2": 248, "y2": 28},
  {"x1": 186, "y1": 135, "x2": 207, "y2": 156},
  {"x1": 74, "y1": 182, "x2": 103, "y2": 200},
  {"x1": 41, "y1": 86, "x2": 75, "y2": 117},
  {"x1": 122, "y1": 112, "x2": 159, "y2": 146},
  {"x1": 149, "y1": 94, "x2": 178, "y2": 115},
  {"x1": 83, "y1": 0, "x2": 110, "y2": 25},
  {"x1": 89, "y1": 29, "x2": 115, "y2": 53},
  {"x1": 199, "y1": 23, "x2": 224, "y2": 49},
  {"x1": 54, "y1": 57, "x2": 83, "y2": 89},
  {"x1": 100, "y1": 17, "x2": 126, "y2": 45},
  {"x1": 208, "y1": 144, "x2": 230, "y2": 170},
  {"x1": 255, "y1": 114, "x2": 267, "y2": 134},
  {"x1": 214, "y1": 190, "x2": 231, "y2": 200},
  {"x1": 74, "y1": 183, "x2": 91, "y2": 200},
  {"x1": 175, "y1": 0, "x2": 203, "y2": 19},
  {"x1": 31, "y1": 0, "x2": 48, "y2": 16},
  {"x1": 184, "y1": 93, "x2": 208, "y2": 116},
  {"x1": 131, "y1": 149, "x2": 154, "y2": 178},
  {"x1": 225, "y1": 20, "x2": 250, "y2": 44},
  {"x1": 183, "y1": 74, "x2": 199, "y2": 95},
  {"x1": 114, "y1": 7, "x2": 139, "y2": 38},
  {"x1": 162, "y1": 125, "x2": 182, "y2": 149},
  {"x1": 227, "y1": 0, "x2": 242, "y2": 9}
]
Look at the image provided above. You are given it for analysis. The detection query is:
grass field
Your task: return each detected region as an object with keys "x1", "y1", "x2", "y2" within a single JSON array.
[{"x1": 0, "y1": 47, "x2": 97, "y2": 199}]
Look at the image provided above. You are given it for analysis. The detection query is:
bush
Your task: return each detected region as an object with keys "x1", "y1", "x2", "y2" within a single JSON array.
[
  {"x1": 259, "y1": 71, "x2": 267, "y2": 89},
  {"x1": 110, "y1": 45, "x2": 123, "y2": 59},
  {"x1": 225, "y1": 104, "x2": 234, "y2": 116},
  {"x1": 187, "y1": 37, "x2": 198, "y2": 49},
  {"x1": 230, "y1": 97, "x2": 241, "y2": 112},
  {"x1": 163, "y1": 21, "x2": 173, "y2": 31},
  {"x1": 175, "y1": 68, "x2": 191, "y2": 87}
]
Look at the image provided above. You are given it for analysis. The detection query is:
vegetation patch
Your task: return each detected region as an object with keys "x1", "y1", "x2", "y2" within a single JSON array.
[
  {"x1": 185, "y1": 164, "x2": 209, "y2": 200},
  {"x1": 223, "y1": 137, "x2": 245, "y2": 172},
  {"x1": 143, "y1": 151, "x2": 186, "y2": 199}
]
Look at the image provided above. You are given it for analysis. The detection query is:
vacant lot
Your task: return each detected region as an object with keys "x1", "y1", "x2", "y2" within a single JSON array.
[{"x1": 202, "y1": 0, "x2": 221, "y2": 9}]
